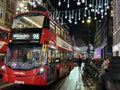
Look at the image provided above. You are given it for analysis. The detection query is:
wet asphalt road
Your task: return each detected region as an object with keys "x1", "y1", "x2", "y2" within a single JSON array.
[{"x1": 0, "y1": 65, "x2": 86, "y2": 90}]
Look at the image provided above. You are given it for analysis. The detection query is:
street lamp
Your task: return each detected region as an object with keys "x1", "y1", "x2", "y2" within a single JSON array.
[{"x1": 86, "y1": 18, "x2": 91, "y2": 58}]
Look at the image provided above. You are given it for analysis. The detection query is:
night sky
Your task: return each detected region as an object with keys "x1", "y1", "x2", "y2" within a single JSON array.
[{"x1": 50, "y1": 0, "x2": 96, "y2": 46}]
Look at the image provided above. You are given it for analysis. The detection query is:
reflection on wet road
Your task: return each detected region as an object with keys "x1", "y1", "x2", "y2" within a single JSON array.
[{"x1": 0, "y1": 65, "x2": 86, "y2": 90}]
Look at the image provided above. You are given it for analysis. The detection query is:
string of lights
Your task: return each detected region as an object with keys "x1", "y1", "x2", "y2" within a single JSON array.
[
  {"x1": 16, "y1": 0, "x2": 110, "y2": 24},
  {"x1": 51, "y1": 0, "x2": 110, "y2": 24}
]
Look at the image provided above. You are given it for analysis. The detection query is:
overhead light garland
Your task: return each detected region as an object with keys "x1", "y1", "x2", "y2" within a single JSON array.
[
  {"x1": 16, "y1": 0, "x2": 110, "y2": 25},
  {"x1": 52, "y1": 0, "x2": 110, "y2": 24}
]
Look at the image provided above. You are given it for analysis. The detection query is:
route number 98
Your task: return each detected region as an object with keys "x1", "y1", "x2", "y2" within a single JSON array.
[{"x1": 33, "y1": 34, "x2": 39, "y2": 39}]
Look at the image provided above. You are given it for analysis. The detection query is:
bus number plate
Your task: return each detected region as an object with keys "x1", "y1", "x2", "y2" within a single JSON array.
[{"x1": 15, "y1": 80, "x2": 24, "y2": 84}]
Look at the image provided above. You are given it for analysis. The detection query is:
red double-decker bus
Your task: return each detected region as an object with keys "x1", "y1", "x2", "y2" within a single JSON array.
[
  {"x1": 0, "y1": 28, "x2": 10, "y2": 74},
  {"x1": 2, "y1": 8, "x2": 74, "y2": 86}
]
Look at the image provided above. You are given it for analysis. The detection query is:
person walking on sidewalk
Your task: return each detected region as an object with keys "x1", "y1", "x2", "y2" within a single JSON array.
[
  {"x1": 101, "y1": 58, "x2": 110, "y2": 72},
  {"x1": 77, "y1": 58, "x2": 82, "y2": 67},
  {"x1": 96, "y1": 56, "x2": 120, "y2": 90}
]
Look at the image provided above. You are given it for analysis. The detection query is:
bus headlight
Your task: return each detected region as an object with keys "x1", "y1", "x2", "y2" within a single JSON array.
[
  {"x1": 1, "y1": 65, "x2": 5, "y2": 71},
  {"x1": 38, "y1": 67, "x2": 44, "y2": 74}
]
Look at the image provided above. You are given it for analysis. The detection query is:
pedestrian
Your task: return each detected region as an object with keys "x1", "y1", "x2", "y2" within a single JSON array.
[
  {"x1": 77, "y1": 57, "x2": 82, "y2": 67},
  {"x1": 101, "y1": 57, "x2": 110, "y2": 72},
  {"x1": 96, "y1": 56, "x2": 120, "y2": 90}
]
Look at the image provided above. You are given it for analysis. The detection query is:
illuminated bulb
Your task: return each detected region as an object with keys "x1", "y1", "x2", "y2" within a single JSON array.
[
  {"x1": 67, "y1": 3, "x2": 70, "y2": 8},
  {"x1": 58, "y1": 1, "x2": 61, "y2": 6},
  {"x1": 104, "y1": 3, "x2": 107, "y2": 6},
  {"x1": 91, "y1": 9, "x2": 94, "y2": 12},
  {"x1": 97, "y1": 11, "x2": 100, "y2": 14},
  {"x1": 87, "y1": 19, "x2": 91, "y2": 23},
  {"x1": 21, "y1": 9, "x2": 23, "y2": 12},
  {"x1": 68, "y1": 19, "x2": 72, "y2": 23},
  {"x1": 95, "y1": 9, "x2": 98, "y2": 12},
  {"x1": 61, "y1": 22, "x2": 63, "y2": 25},
  {"x1": 81, "y1": 0, "x2": 85, "y2": 3},
  {"x1": 32, "y1": 1, "x2": 36, "y2": 6},
  {"x1": 101, "y1": 9, "x2": 104, "y2": 12},
  {"x1": 56, "y1": 17, "x2": 59, "y2": 20},
  {"x1": 72, "y1": 16, "x2": 74, "y2": 19},
  {"x1": 82, "y1": 20, "x2": 85, "y2": 23},
  {"x1": 101, "y1": 15, "x2": 104, "y2": 18},
  {"x1": 94, "y1": 17, "x2": 97, "y2": 20},
  {"x1": 104, "y1": 12, "x2": 107, "y2": 15},
  {"x1": 77, "y1": 1, "x2": 81, "y2": 5},
  {"x1": 25, "y1": 7, "x2": 27, "y2": 9},
  {"x1": 16, "y1": 11, "x2": 19, "y2": 14},
  {"x1": 29, "y1": 1, "x2": 33, "y2": 6},
  {"x1": 88, "y1": 16, "x2": 91, "y2": 19},
  {"x1": 89, "y1": 4, "x2": 92, "y2": 7},
  {"x1": 33, "y1": 5, "x2": 36, "y2": 7},
  {"x1": 99, "y1": 20, "x2": 101, "y2": 22},
  {"x1": 16, "y1": 8, "x2": 20, "y2": 11},
  {"x1": 74, "y1": 21, "x2": 77, "y2": 24},
  {"x1": 99, "y1": 5, "x2": 102, "y2": 8},
  {"x1": 65, "y1": 16, "x2": 67, "y2": 19},
  {"x1": 84, "y1": 14, "x2": 87, "y2": 17},
  {"x1": 106, "y1": 6, "x2": 109, "y2": 9},
  {"x1": 85, "y1": 7, "x2": 88, "y2": 10},
  {"x1": 78, "y1": 17, "x2": 81, "y2": 20},
  {"x1": 38, "y1": 1, "x2": 41, "y2": 4}
]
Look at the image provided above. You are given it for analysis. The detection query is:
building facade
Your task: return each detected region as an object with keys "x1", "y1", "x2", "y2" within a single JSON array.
[
  {"x1": 94, "y1": 0, "x2": 113, "y2": 59},
  {"x1": 94, "y1": 21, "x2": 102, "y2": 59},
  {"x1": 0, "y1": 0, "x2": 17, "y2": 29},
  {"x1": 113, "y1": 0, "x2": 120, "y2": 56}
]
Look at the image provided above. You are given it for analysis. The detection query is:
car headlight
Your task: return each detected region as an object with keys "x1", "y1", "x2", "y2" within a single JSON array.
[{"x1": 38, "y1": 67, "x2": 44, "y2": 74}]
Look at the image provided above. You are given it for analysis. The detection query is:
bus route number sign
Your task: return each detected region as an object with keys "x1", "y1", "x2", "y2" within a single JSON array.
[{"x1": 32, "y1": 33, "x2": 39, "y2": 40}]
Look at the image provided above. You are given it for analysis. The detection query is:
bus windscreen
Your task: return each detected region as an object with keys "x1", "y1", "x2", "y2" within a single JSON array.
[
  {"x1": 5, "y1": 44, "x2": 47, "y2": 70},
  {"x1": 12, "y1": 13, "x2": 45, "y2": 29}
]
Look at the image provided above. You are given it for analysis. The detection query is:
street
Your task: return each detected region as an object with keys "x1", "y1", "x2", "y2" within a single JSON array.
[{"x1": 0, "y1": 63, "x2": 96, "y2": 90}]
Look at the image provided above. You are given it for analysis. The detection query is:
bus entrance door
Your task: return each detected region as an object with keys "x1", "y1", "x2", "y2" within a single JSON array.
[{"x1": 47, "y1": 63, "x2": 55, "y2": 83}]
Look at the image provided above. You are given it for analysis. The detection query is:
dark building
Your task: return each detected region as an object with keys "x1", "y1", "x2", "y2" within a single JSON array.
[{"x1": 94, "y1": 0, "x2": 113, "y2": 59}]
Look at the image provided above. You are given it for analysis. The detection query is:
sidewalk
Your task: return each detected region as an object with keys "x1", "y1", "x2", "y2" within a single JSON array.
[
  {"x1": 75, "y1": 62, "x2": 96, "y2": 90},
  {"x1": 59, "y1": 66, "x2": 81, "y2": 90},
  {"x1": 78, "y1": 63, "x2": 96, "y2": 90},
  {"x1": 60, "y1": 62, "x2": 96, "y2": 90}
]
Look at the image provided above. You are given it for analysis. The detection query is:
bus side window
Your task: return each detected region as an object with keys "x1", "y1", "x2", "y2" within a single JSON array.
[
  {"x1": 47, "y1": 49, "x2": 52, "y2": 64},
  {"x1": 56, "y1": 26, "x2": 60, "y2": 37},
  {"x1": 50, "y1": 21, "x2": 55, "y2": 33},
  {"x1": 60, "y1": 30, "x2": 63, "y2": 39},
  {"x1": 54, "y1": 50, "x2": 60, "y2": 63}
]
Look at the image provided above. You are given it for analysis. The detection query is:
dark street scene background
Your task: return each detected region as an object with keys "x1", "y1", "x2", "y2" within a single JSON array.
[{"x1": 0, "y1": 0, "x2": 119, "y2": 90}]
